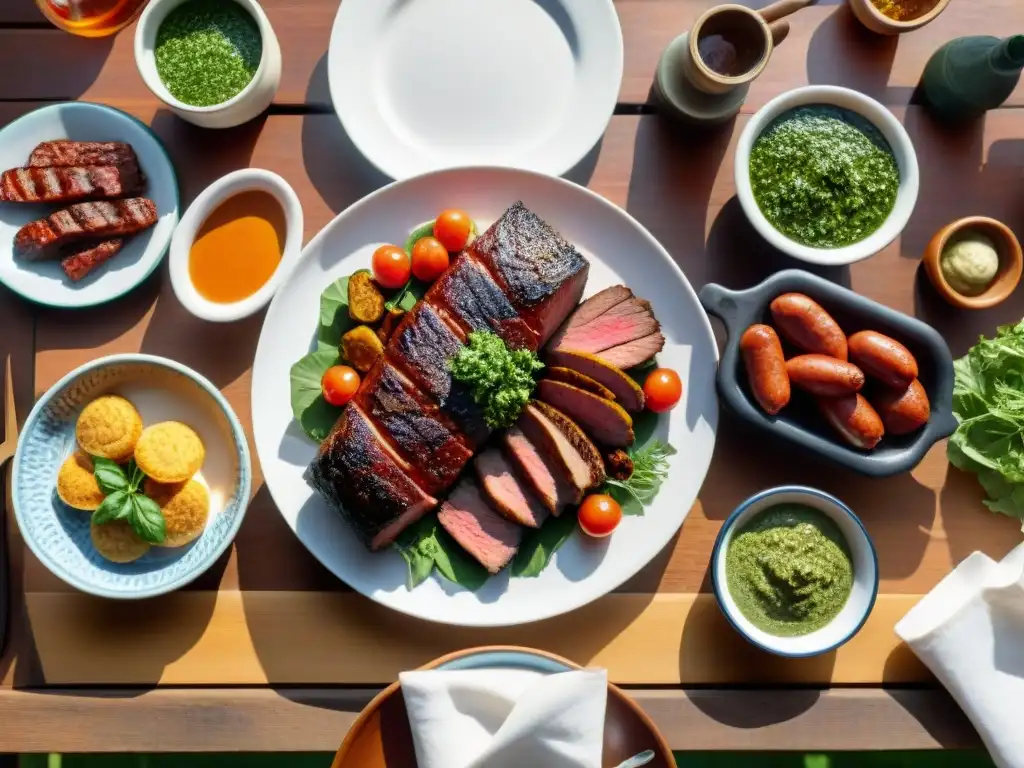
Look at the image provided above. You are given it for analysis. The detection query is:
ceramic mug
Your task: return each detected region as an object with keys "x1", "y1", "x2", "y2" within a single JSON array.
[{"x1": 684, "y1": 0, "x2": 813, "y2": 95}]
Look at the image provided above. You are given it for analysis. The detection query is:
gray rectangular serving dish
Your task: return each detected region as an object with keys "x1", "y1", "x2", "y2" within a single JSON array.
[{"x1": 699, "y1": 269, "x2": 957, "y2": 477}]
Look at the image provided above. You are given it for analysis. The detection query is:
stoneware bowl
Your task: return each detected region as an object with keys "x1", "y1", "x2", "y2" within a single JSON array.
[
  {"x1": 847, "y1": 0, "x2": 951, "y2": 35},
  {"x1": 735, "y1": 85, "x2": 919, "y2": 267},
  {"x1": 699, "y1": 269, "x2": 957, "y2": 476},
  {"x1": 711, "y1": 485, "x2": 879, "y2": 657},
  {"x1": 12, "y1": 354, "x2": 251, "y2": 599},
  {"x1": 331, "y1": 646, "x2": 675, "y2": 768},
  {"x1": 169, "y1": 168, "x2": 303, "y2": 322},
  {"x1": 922, "y1": 216, "x2": 1023, "y2": 310},
  {"x1": 134, "y1": 0, "x2": 282, "y2": 129}
]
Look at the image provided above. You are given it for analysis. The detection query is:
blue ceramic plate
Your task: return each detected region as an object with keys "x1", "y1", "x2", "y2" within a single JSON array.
[{"x1": 12, "y1": 354, "x2": 251, "y2": 599}]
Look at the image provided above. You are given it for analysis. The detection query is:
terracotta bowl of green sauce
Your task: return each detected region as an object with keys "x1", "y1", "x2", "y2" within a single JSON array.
[
  {"x1": 735, "y1": 85, "x2": 919, "y2": 267},
  {"x1": 711, "y1": 485, "x2": 879, "y2": 657}
]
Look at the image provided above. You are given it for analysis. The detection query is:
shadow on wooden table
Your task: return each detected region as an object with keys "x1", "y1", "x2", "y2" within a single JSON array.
[
  {"x1": 938, "y1": 466, "x2": 1021, "y2": 574},
  {"x1": 0, "y1": 33, "x2": 114, "y2": 102}
]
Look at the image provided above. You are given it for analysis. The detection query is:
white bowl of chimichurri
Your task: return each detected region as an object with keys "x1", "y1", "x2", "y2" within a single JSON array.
[
  {"x1": 711, "y1": 485, "x2": 878, "y2": 657},
  {"x1": 735, "y1": 86, "x2": 919, "y2": 266}
]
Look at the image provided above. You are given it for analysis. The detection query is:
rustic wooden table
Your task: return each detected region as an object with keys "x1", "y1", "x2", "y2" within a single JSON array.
[{"x1": 1, "y1": 0, "x2": 1023, "y2": 755}]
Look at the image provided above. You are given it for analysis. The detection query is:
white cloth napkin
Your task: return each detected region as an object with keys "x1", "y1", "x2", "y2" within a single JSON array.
[
  {"x1": 896, "y1": 542, "x2": 1024, "y2": 768},
  {"x1": 399, "y1": 667, "x2": 607, "y2": 768}
]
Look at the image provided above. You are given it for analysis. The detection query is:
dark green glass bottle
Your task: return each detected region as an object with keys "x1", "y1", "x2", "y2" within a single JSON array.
[{"x1": 921, "y1": 35, "x2": 1024, "y2": 121}]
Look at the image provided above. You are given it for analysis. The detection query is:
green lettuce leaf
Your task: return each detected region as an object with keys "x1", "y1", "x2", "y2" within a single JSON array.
[{"x1": 512, "y1": 510, "x2": 578, "y2": 578}]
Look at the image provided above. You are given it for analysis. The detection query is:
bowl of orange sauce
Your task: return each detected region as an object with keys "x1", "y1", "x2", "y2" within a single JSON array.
[{"x1": 169, "y1": 168, "x2": 302, "y2": 322}]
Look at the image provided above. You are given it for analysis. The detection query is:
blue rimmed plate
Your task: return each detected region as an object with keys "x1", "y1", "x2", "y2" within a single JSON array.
[
  {"x1": 0, "y1": 102, "x2": 179, "y2": 308},
  {"x1": 12, "y1": 354, "x2": 251, "y2": 599}
]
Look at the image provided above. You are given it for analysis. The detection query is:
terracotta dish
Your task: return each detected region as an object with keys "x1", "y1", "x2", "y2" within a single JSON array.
[
  {"x1": 923, "y1": 216, "x2": 1023, "y2": 310},
  {"x1": 331, "y1": 646, "x2": 675, "y2": 768},
  {"x1": 847, "y1": 0, "x2": 951, "y2": 35}
]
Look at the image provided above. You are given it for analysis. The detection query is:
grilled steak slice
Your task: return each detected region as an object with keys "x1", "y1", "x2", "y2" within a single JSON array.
[
  {"x1": 386, "y1": 302, "x2": 490, "y2": 448},
  {"x1": 545, "y1": 350, "x2": 646, "y2": 412},
  {"x1": 474, "y1": 447, "x2": 549, "y2": 528},
  {"x1": 425, "y1": 252, "x2": 539, "y2": 351},
  {"x1": 536, "y1": 380, "x2": 634, "y2": 448},
  {"x1": 15, "y1": 198, "x2": 157, "y2": 260},
  {"x1": 355, "y1": 359, "x2": 473, "y2": 494},
  {"x1": 503, "y1": 426, "x2": 561, "y2": 514},
  {"x1": 548, "y1": 299, "x2": 660, "y2": 356},
  {"x1": 306, "y1": 403, "x2": 437, "y2": 550},
  {"x1": 0, "y1": 164, "x2": 143, "y2": 204},
  {"x1": 29, "y1": 140, "x2": 140, "y2": 170},
  {"x1": 517, "y1": 402, "x2": 604, "y2": 506},
  {"x1": 471, "y1": 201, "x2": 589, "y2": 343},
  {"x1": 598, "y1": 331, "x2": 666, "y2": 370},
  {"x1": 60, "y1": 238, "x2": 123, "y2": 281},
  {"x1": 438, "y1": 480, "x2": 523, "y2": 574},
  {"x1": 543, "y1": 366, "x2": 616, "y2": 401},
  {"x1": 559, "y1": 285, "x2": 633, "y2": 332}
]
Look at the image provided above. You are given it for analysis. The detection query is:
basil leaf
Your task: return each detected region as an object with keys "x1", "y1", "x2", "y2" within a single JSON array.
[
  {"x1": 127, "y1": 459, "x2": 144, "y2": 492},
  {"x1": 317, "y1": 276, "x2": 355, "y2": 349},
  {"x1": 431, "y1": 526, "x2": 489, "y2": 591},
  {"x1": 384, "y1": 277, "x2": 428, "y2": 312},
  {"x1": 93, "y1": 457, "x2": 129, "y2": 495},
  {"x1": 92, "y1": 490, "x2": 132, "y2": 525},
  {"x1": 397, "y1": 545, "x2": 435, "y2": 589},
  {"x1": 289, "y1": 347, "x2": 343, "y2": 443},
  {"x1": 130, "y1": 494, "x2": 166, "y2": 545},
  {"x1": 604, "y1": 482, "x2": 644, "y2": 516},
  {"x1": 512, "y1": 510, "x2": 578, "y2": 578}
]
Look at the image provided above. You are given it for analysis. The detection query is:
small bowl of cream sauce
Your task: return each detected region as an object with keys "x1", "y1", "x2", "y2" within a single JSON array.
[{"x1": 169, "y1": 168, "x2": 303, "y2": 323}]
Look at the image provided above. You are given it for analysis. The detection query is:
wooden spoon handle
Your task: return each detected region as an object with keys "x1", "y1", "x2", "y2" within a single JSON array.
[{"x1": 759, "y1": 0, "x2": 816, "y2": 24}]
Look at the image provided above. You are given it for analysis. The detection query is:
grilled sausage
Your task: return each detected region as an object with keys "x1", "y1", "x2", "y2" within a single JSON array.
[
  {"x1": 819, "y1": 394, "x2": 884, "y2": 450},
  {"x1": 872, "y1": 379, "x2": 930, "y2": 435},
  {"x1": 770, "y1": 293, "x2": 848, "y2": 360},
  {"x1": 786, "y1": 354, "x2": 865, "y2": 396},
  {"x1": 848, "y1": 330, "x2": 918, "y2": 388},
  {"x1": 740, "y1": 324, "x2": 790, "y2": 415}
]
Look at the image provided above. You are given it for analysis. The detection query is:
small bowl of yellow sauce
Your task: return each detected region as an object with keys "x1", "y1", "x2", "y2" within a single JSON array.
[{"x1": 170, "y1": 168, "x2": 302, "y2": 322}]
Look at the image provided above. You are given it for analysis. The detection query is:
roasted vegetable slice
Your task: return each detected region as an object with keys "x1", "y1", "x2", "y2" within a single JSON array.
[
  {"x1": 347, "y1": 270, "x2": 385, "y2": 324},
  {"x1": 341, "y1": 325, "x2": 385, "y2": 372}
]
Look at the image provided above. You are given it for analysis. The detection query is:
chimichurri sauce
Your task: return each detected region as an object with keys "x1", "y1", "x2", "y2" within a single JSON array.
[
  {"x1": 725, "y1": 503, "x2": 854, "y2": 637},
  {"x1": 749, "y1": 105, "x2": 900, "y2": 249}
]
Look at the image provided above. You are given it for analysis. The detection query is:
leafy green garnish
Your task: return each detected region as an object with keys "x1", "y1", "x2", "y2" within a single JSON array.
[
  {"x1": 394, "y1": 515, "x2": 488, "y2": 591},
  {"x1": 90, "y1": 458, "x2": 166, "y2": 544},
  {"x1": 449, "y1": 331, "x2": 544, "y2": 429},
  {"x1": 404, "y1": 221, "x2": 437, "y2": 254},
  {"x1": 512, "y1": 509, "x2": 579, "y2": 578},
  {"x1": 602, "y1": 440, "x2": 676, "y2": 516},
  {"x1": 949, "y1": 320, "x2": 1024, "y2": 527},
  {"x1": 317, "y1": 275, "x2": 356, "y2": 351}
]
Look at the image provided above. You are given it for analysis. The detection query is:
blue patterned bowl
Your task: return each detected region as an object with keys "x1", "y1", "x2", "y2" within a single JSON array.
[{"x1": 12, "y1": 354, "x2": 251, "y2": 599}]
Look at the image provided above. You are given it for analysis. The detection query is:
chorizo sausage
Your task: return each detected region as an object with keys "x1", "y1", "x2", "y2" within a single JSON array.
[
  {"x1": 872, "y1": 379, "x2": 930, "y2": 435},
  {"x1": 848, "y1": 330, "x2": 918, "y2": 388},
  {"x1": 819, "y1": 394, "x2": 885, "y2": 450},
  {"x1": 769, "y1": 293, "x2": 848, "y2": 360},
  {"x1": 786, "y1": 354, "x2": 865, "y2": 396},
  {"x1": 740, "y1": 324, "x2": 790, "y2": 415}
]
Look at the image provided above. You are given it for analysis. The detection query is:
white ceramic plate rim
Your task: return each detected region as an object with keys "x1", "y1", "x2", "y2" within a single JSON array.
[
  {"x1": 0, "y1": 102, "x2": 180, "y2": 308},
  {"x1": 326, "y1": 0, "x2": 624, "y2": 180},
  {"x1": 251, "y1": 165, "x2": 719, "y2": 627},
  {"x1": 735, "y1": 85, "x2": 920, "y2": 267},
  {"x1": 11, "y1": 353, "x2": 253, "y2": 599}
]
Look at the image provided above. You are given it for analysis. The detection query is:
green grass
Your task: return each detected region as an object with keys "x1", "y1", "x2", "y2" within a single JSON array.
[{"x1": 18, "y1": 752, "x2": 996, "y2": 767}]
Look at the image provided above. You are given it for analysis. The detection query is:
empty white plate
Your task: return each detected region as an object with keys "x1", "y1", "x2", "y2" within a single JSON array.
[
  {"x1": 0, "y1": 102, "x2": 179, "y2": 308},
  {"x1": 327, "y1": 0, "x2": 624, "y2": 180}
]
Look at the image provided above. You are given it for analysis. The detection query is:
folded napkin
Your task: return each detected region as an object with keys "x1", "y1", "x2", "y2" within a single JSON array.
[
  {"x1": 895, "y1": 543, "x2": 1024, "y2": 768},
  {"x1": 399, "y1": 667, "x2": 607, "y2": 768}
]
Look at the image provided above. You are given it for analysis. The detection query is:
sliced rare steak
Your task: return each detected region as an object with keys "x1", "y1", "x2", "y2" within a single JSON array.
[
  {"x1": 386, "y1": 302, "x2": 490, "y2": 448},
  {"x1": 598, "y1": 331, "x2": 666, "y2": 370},
  {"x1": 425, "y1": 253, "x2": 539, "y2": 351},
  {"x1": 471, "y1": 201, "x2": 589, "y2": 343},
  {"x1": 548, "y1": 299, "x2": 660, "y2": 356},
  {"x1": 545, "y1": 350, "x2": 646, "y2": 412},
  {"x1": 355, "y1": 359, "x2": 474, "y2": 494},
  {"x1": 474, "y1": 447, "x2": 549, "y2": 528},
  {"x1": 543, "y1": 366, "x2": 616, "y2": 401},
  {"x1": 558, "y1": 285, "x2": 633, "y2": 332},
  {"x1": 531, "y1": 401, "x2": 606, "y2": 488},
  {"x1": 516, "y1": 402, "x2": 604, "y2": 505},
  {"x1": 536, "y1": 380, "x2": 635, "y2": 448},
  {"x1": 503, "y1": 426, "x2": 562, "y2": 513},
  {"x1": 305, "y1": 403, "x2": 437, "y2": 550},
  {"x1": 438, "y1": 479, "x2": 524, "y2": 573}
]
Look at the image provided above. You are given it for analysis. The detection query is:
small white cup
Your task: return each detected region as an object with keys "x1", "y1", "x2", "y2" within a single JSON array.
[
  {"x1": 169, "y1": 168, "x2": 303, "y2": 323},
  {"x1": 134, "y1": 0, "x2": 282, "y2": 129}
]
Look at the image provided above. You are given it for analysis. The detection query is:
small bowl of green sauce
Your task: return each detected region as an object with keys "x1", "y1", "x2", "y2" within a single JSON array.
[
  {"x1": 134, "y1": 0, "x2": 282, "y2": 129},
  {"x1": 711, "y1": 485, "x2": 878, "y2": 657},
  {"x1": 735, "y1": 85, "x2": 919, "y2": 267}
]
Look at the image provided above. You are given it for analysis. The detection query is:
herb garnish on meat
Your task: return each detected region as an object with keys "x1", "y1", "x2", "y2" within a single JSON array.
[{"x1": 449, "y1": 331, "x2": 544, "y2": 429}]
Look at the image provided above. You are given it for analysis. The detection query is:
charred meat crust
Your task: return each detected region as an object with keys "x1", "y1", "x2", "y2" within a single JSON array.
[
  {"x1": 60, "y1": 238, "x2": 124, "y2": 281},
  {"x1": 29, "y1": 140, "x2": 141, "y2": 173},
  {"x1": 15, "y1": 198, "x2": 158, "y2": 260},
  {"x1": 530, "y1": 400, "x2": 606, "y2": 488},
  {"x1": 0, "y1": 164, "x2": 144, "y2": 204},
  {"x1": 536, "y1": 379, "x2": 635, "y2": 448}
]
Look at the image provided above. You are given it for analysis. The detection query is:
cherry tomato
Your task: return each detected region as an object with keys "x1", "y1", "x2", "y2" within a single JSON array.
[
  {"x1": 371, "y1": 245, "x2": 411, "y2": 289},
  {"x1": 321, "y1": 365, "x2": 360, "y2": 407},
  {"x1": 644, "y1": 368, "x2": 682, "y2": 413},
  {"x1": 411, "y1": 236, "x2": 450, "y2": 283},
  {"x1": 578, "y1": 494, "x2": 623, "y2": 537},
  {"x1": 433, "y1": 209, "x2": 474, "y2": 252}
]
